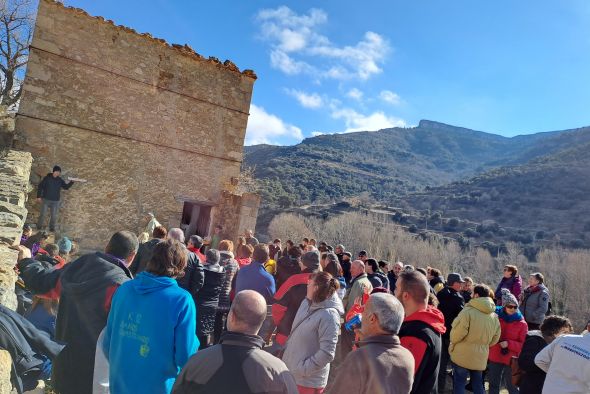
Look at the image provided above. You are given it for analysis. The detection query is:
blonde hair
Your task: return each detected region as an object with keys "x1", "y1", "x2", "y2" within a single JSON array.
[{"x1": 218, "y1": 239, "x2": 234, "y2": 252}]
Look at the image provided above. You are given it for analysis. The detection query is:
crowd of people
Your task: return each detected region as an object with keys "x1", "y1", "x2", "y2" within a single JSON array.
[{"x1": 4, "y1": 225, "x2": 590, "y2": 394}]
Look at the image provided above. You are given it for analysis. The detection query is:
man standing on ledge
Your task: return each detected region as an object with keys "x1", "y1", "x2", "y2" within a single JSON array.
[{"x1": 37, "y1": 165, "x2": 74, "y2": 232}]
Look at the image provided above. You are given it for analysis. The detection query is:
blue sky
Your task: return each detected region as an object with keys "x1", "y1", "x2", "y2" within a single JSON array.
[{"x1": 62, "y1": 0, "x2": 590, "y2": 145}]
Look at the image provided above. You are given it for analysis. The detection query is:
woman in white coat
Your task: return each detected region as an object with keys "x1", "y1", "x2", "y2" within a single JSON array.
[{"x1": 282, "y1": 272, "x2": 344, "y2": 394}]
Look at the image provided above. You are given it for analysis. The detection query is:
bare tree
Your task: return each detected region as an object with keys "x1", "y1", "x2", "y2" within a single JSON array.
[{"x1": 0, "y1": 0, "x2": 35, "y2": 108}]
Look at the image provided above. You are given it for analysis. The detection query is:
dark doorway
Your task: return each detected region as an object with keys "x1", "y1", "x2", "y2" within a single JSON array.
[{"x1": 181, "y1": 202, "x2": 212, "y2": 238}]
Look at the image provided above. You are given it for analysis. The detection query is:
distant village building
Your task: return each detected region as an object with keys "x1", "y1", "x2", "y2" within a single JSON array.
[{"x1": 14, "y1": 0, "x2": 259, "y2": 250}]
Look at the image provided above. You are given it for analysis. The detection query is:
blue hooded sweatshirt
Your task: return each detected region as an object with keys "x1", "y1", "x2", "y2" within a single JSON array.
[{"x1": 103, "y1": 272, "x2": 199, "y2": 394}]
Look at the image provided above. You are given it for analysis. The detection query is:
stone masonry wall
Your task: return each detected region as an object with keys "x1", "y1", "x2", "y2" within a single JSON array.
[
  {"x1": 14, "y1": 0, "x2": 257, "y2": 250},
  {"x1": 0, "y1": 149, "x2": 32, "y2": 394}
]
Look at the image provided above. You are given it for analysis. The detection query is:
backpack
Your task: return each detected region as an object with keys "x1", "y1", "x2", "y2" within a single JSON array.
[{"x1": 510, "y1": 356, "x2": 524, "y2": 387}]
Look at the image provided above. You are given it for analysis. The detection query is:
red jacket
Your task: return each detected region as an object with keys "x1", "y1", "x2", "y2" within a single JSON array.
[
  {"x1": 399, "y1": 306, "x2": 446, "y2": 394},
  {"x1": 271, "y1": 272, "x2": 310, "y2": 345},
  {"x1": 488, "y1": 309, "x2": 528, "y2": 365}
]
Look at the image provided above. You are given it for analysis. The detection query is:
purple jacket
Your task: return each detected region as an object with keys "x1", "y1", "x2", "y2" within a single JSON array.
[{"x1": 495, "y1": 275, "x2": 522, "y2": 305}]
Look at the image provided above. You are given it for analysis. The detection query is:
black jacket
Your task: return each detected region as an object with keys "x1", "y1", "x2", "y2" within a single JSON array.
[
  {"x1": 375, "y1": 271, "x2": 389, "y2": 290},
  {"x1": 19, "y1": 252, "x2": 132, "y2": 394},
  {"x1": 129, "y1": 238, "x2": 161, "y2": 275},
  {"x1": 172, "y1": 331, "x2": 297, "y2": 394},
  {"x1": 367, "y1": 272, "x2": 384, "y2": 288},
  {"x1": 436, "y1": 287, "x2": 464, "y2": 338},
  {"x1": 196, "y1": 266, "x2": 225, "y2": 337},
  {"x1": 518, "y1": 331, "x2": 548, "y2": 394},
  {"x1": 37, "y1": 173, "x2": 73, "y2": 201},
  {"x1": 217, "y1": 251, "x2": 239, "y2": 312},
  {"x1": 0, "y1": 305, "x2": 64, "y2": 394},
  {"x1": 388, "y1": 271, "x2": 398, "y2": 292},
  {"x1": 176, "y1": 248, "x2": 205, "y2": 299},
  {"x1": 341, "y1": 259, "x2": 352, "y2": 286}
]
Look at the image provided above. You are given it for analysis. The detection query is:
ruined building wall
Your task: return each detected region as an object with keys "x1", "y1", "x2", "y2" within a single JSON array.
[
  {"x1": 14, "y1": 0, "x2": 257, "y2": 250},
  {"x1": 0, "y1": 149, "x2": 32, "y2": 394}
]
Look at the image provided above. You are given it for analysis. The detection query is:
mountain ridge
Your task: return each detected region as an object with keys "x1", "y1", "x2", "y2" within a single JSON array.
[{"x1": 244, "y1": 120, "x2": 590, "y2": 208}]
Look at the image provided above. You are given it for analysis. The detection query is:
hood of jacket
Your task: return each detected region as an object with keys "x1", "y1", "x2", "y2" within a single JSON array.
[
  {"x1": 310, "y1": 292, "x2": 345, "y2": 315},
  {"x1": 404, "y1": 306, "x2": 446, "y2": 334},
  {"x1": 60, "y1": 252, "x2": 132, "y2": 295},
  {"x1": 468, "y1": 296, "x2": 496, "y2": 314},
  {"x1": 132, "y1": 271, "x2": 176, "y2": 294}
]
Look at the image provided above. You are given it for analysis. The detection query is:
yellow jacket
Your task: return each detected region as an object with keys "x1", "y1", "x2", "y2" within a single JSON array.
[
  {"x1": 264, "y1": 259, "x2": 277, "y2": 275},
  {"x1": 449, "y1": 297, "x2": 501, "y2": 371}
]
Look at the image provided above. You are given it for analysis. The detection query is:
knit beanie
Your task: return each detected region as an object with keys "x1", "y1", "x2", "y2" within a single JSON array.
[
  {"x1": 501, "y1": 288, "x2": 519, "y2": 307},
  {"x1": 301, "y1": 251, "x2": 320, "y2": 271},
  {"x1": 57, "y1": 237, "x2": 72, "y2": 253},
  {"x1": 206, "y1": 249, "x2": 220, "y2": 265}
]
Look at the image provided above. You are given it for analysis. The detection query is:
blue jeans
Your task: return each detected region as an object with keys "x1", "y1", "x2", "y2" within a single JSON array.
[{"x1": 452, "y1": 363, "x2": 484, "y2": 394}]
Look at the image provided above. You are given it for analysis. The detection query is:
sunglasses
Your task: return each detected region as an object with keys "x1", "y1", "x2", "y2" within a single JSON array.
[{"x1": 505, "y1": 305, "x2": 518, "y2": 310}]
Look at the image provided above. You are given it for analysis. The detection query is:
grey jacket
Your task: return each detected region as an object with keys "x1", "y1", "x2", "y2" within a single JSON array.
[
  {"x1": 520, "y1": 284, "x2": 550, "y2": 325},
  {"x1": 282, "y1": 293, "x2": 344, "y2": 388},
  {"x1": 173, "y1": 331, "x2": 297, "y2": 394},
  {"x1": 329, "y1": 334, "x2": 415, "y2": 394}
]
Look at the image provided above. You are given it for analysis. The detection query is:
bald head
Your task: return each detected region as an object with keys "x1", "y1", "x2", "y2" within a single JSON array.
[
  {"x1": 228, "y1": 290, "x2": 267, "y2": 335},
  {"x1": 350, "y1": 259, "x2": 366, "y2": 278}
]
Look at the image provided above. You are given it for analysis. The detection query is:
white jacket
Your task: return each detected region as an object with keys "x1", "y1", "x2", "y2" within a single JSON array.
[
  {"x1": 535, "y1": 333, "x2": 590, "y2": 394},
  {"x1": 282, "y1": 293, "x2": 344, "y2": 388},
  {"x1": 93, "y1": 329, "x2": 110, "y2": 394}
]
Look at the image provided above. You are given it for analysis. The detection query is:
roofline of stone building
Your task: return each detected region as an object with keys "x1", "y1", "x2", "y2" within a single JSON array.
[{"x1": 44, "y1": 0, "x2": 257, "y2": 80}]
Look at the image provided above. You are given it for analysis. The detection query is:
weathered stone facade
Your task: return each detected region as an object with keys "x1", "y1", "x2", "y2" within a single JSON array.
[
  {"x1": 14, "y1": 0, "x2": 258, "y2": 250},
  {"x1": 0, "y1": 149, "x2": 32, "y2": 394}
]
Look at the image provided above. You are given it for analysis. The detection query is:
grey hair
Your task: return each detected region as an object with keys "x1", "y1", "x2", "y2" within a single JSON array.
[
  {"x1": 352, "y1": 260, "x2": 366, "y2": 272},
  {"x1": 369, "y1": 293, "x2": 404, "y2": 334},
  {"x1": 168, "y1": 228, "x2": 185, "y2": 244}
]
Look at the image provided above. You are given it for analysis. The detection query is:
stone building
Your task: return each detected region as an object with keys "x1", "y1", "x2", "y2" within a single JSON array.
[{"x1": 14, "y1": 0, "x2": 259, "y2": 250}]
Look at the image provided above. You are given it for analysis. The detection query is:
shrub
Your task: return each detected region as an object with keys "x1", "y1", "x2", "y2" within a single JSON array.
[{"x1": 448, "y1": 217, "x2": 460, "y2": 228}]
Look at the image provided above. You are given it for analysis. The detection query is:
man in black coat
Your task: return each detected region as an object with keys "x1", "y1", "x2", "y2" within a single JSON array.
[
  {"x1": 36, "y1": 165, "x2": 74, "y2": 232},
  {"x1": 18, "y1": 231, "x2": 138, "y2": 394},
  {"x1": 436, "y1": 273, "x2": 465, "y2": 392}
]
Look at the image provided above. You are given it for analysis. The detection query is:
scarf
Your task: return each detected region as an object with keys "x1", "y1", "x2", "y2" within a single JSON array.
[{"x1": 495, "y1": 305, "x2": 523, "y2": 322}]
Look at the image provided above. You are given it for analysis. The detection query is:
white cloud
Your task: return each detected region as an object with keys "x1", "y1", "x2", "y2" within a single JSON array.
[
  {"x1": 270, "y1": 50, "x2": 313, "y2": 75},
  {"x1": 311, "y1": 131, "x2": 324, "y2": 137},
  {"x1": 246, "y1": 104, "x2": 304, "y2": 145},
  {"x1": 285, "y1": 89, "x2": 323, "y2": 109},
  {"x1": 331, "y1": 107, "x2": 406, "y2": 133},
  {"x1": 346, "y1": 88, "x2": 364, "y2": 101},
  {"x1": 380, "y1": 90, "x2": 401, "y2": 105},
  {"x1": 256, "y1": 6, "x2": 390, "y2": 80}
]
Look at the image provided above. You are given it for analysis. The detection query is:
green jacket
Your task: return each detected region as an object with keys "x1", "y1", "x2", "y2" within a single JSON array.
[
  {"x1": 449, "y1": 297, "x2": 501, "y2": 371},
  {"x1": 343, "y1": 273, "x2": 373, "y2": 314}
]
